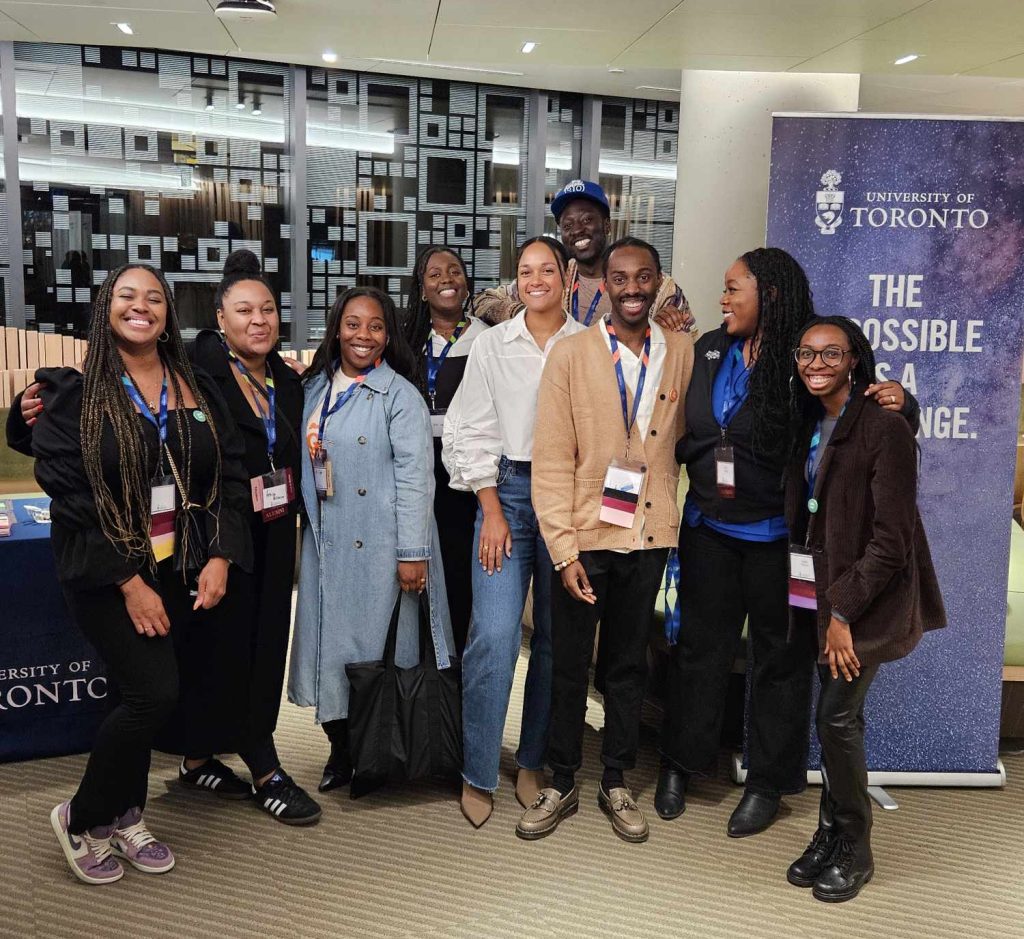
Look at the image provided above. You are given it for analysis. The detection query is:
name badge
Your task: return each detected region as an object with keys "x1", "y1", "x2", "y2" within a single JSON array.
[
  {"x1": 788, "y1": 546, "x2": 817, "y2": 610},
  {"x1": 313, "y1": 450, "x2": 333, "y2": 500},
  {"x1": 599, "y1": 458, "x2": 646, "y2": 529},
  {"x1": 150, "y1": 475, "x2": 177, "y2": 562},
  {"x1": 715, "y1": 443, "x2": 736, "y2": 499},
  {"x1": 251, "y1": 466, "x2": 295, "y2": 522},
  {"x1": 430, "y1": 409, "x2": 447, "y2": 439}
]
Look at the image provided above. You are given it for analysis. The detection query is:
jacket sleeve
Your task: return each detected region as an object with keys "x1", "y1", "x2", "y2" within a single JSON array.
[
  {"x1": 5, "y1": 390, "x2": 34, "y2": 457},
  {"x1": 531, "y1": 346, "x2": 580, "y2": 564},
  {"x1": 654, "y1": 275, "x2": 698, "y2": 335},
  {"x1": 389, "y1": 383, "x2": 435, "y2": 561},
  {"x1": 200, "y1": 372, "x2": 254, "y2": 573},
  {"x1": 472, "y1": 283, "x2": 520, "y2": 326},
  {"x1": 900, "y1": 389, "x2": 921, "y2": 435},
  {"x1": 31, "y1": 371, "x2": 143, "y2": 591},
  {"x1": 825, "y1": 419, "x2": 918, "y2": 623}
]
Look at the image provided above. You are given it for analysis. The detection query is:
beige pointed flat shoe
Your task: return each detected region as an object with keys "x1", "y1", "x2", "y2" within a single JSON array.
[
  {"x1": 515, "y1": 768, "x2": 546, "y2": 809},
  {"x1": 460, "y1": 782, "x2": 493, "y2": 829}
]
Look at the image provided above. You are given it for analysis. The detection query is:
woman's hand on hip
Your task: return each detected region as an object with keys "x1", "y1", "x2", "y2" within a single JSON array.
[
  {"x1": 398, "y1": 560, "x2": 427, "y2": 593},
  {"x1": 478, "y1": 509, "x2": 512, "y2": 575},
  {"x1": 20, "y1": 382, "x2": 45, "y2": 426},
  {"x1": 120, "y1": 575, "x2": 171, "y2": 638},
  {"x1": 560, "y1": 561, "x2": 596, "y2": 605},
  {"x1": 193, "y1": 557, "x2": 230, "y2": 610},
  {"x1": 824, "y1": 616, "x2": 860, "y2": 682}
]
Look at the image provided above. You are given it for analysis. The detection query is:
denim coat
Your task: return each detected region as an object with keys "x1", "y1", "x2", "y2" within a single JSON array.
[{"x1": 288, "y1": 360, "x2": 454, "y2": 723}]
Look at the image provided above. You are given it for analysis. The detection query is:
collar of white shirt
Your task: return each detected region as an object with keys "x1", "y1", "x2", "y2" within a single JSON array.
[
  {"x1": 502, "y1": 309, "x2": 580, "y2": 345},
  {"x1": 599, "y1": 315, "x2": 667, "y2": 352}
]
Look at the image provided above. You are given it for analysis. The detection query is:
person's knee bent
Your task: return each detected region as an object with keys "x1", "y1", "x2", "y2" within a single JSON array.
[{"x1": 816, "y1": 702, "x2": 859, "y2": 753}]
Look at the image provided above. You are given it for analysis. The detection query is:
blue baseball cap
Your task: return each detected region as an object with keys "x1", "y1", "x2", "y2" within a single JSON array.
[{"x1": 550, "y1": 179, "x2": 610, "y2": 222}]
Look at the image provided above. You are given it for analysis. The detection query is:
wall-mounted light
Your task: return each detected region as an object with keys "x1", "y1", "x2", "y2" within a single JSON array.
[
  {"x1": 205, "y1": 90, "x2": 215, "y2": 111},
  {"x1": 236, "y1": 90, "x2": 246, "y2": 110},
  {"x1": 894, "y1": 53, "x2": 919, "y2": 65},
  {"x1": 322, "y1": 50, "x2": 338, "y2": 64},
  {"x1": 113, "y1": 22, "x2": 133, "y2": 35},
  {"x1": 521, "y1": 41, "x2": 536, "y2": 54},
  {"x1": 252, "y1": 95, "x2": 262, "y2": 116}
]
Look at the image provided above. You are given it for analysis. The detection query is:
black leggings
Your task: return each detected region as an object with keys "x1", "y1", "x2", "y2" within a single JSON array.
[{"x1": 66, "y1": 585, "x2": 179, "y2": 834}]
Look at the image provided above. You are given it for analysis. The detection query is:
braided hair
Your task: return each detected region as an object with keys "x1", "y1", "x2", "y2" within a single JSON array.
[
  {"x1": 738, "y1": 248, "x2": 817, "y2": 457},
  {"x1": 402, "y1": 246, "x2": 474, "y2": 394},
  {"x1": 81, "y1": 264, "x2": 222, "y2": 570}
]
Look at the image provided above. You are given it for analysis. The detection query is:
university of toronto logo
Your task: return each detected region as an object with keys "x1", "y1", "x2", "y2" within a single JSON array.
[{"x1": 815, "y1": 170, "x2": 844, "y2": 235}]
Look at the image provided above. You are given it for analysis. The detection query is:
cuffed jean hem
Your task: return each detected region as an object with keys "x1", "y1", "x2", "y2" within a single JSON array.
[
  {"x1": 461, "y1": 771, "x2": 498, "y2": 794},
  {"x1": 514, "y1": 751, "x2": 546, "y2": 773}
]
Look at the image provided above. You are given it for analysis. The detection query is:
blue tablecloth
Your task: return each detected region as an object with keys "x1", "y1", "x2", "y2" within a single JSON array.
[{"x1": 0, "y1": 496, "x2": 109, "y2": 763}]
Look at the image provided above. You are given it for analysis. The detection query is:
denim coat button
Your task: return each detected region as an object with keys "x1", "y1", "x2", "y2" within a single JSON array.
[
  {"x1": 358, "y1": 436, "x2": 367, "y2": 444},
  {"x1": 357, "y1": 488, "x2": 367, "y2": 496},
  {"x1": 354, "y1": 540, "x2": 363, "y2": 548}
]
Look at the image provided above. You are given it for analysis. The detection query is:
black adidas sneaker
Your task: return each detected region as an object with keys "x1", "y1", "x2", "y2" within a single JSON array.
[
  {"x1": 178, "y1": 758, "x2": 252, "y2": 800},
  {"x1": 253, "y1": 770, "x2": 322, "y2": 826}
]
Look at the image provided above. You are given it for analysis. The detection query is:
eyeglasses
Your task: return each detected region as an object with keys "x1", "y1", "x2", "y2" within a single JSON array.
[{"x1": 793, "y1": 346, "x2": 852, "y2": 367}]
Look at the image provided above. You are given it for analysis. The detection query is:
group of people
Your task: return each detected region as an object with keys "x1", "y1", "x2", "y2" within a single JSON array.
[{"x1": 6, "y1": 178, "x2": 945, "y2": 904}]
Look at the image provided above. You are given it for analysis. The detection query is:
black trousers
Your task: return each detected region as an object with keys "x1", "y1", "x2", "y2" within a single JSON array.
[
  {"x1": 66, "y1": 585, "x2": 179, "y2": 833},
  {"x1": 548, "y1": 549, "x2": 668, "y2": 775},
  {"x1": 816, "y1": 662, "x2": 880, "y2": 846},
  {"x1": 661, "y1": 522, "x2": 814, "y2": 795},
  {"x1": 433, "y1": 441, "x2": 477, "y2": 656}
]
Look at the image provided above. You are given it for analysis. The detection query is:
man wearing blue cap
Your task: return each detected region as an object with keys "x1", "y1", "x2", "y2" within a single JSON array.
[{"x1": 474, "y1": 179, "x2": 695, "y2": 334}]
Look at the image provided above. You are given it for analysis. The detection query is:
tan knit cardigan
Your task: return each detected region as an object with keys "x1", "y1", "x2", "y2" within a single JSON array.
[{"x1": 532, "y1": 323, "x2": 694, "y2": 564}]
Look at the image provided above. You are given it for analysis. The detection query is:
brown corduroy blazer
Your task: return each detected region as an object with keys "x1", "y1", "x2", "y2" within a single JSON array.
[
  {"x1": 784, "y1": 388, "x2": 947, "y2": 667},
  {"x1": 532, "y1": 321, "x2": 694, "y2": 564}
]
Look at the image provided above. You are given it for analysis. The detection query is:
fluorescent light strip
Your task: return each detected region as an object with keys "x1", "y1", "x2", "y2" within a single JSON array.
[
  {"x1": 521, "y1": 42, "x2": 536, "y2": 54},
  {"x1": 114, "y1": 22, "x2": 133, "y2": 35},
  {"x1": 636, "y1": 85, "x2": 680, "y2": 93},
  {"x1": 894, "y1": 53, "x2": 919, "y2": 65},
  {"x1": 368, "y1": 58, "x2": 524, "y2": 77}
]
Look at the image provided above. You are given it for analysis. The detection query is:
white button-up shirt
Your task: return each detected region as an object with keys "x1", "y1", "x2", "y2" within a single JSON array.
[
  {"x1": 598, "y1": 317, "x2": 667, "y2": 443},
  {"x1": 442, "y1": 310, "x2": 586, "y2": 492}
]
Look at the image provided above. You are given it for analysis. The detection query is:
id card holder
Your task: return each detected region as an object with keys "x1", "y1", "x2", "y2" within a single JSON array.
[
  {"x1": 252, "y1": 467, "x2": 293, "y2": 522},
  {"x1": 430, "y1": 408, "x2": 447, "y2": 439},
  {"x1": 715, "y1": 443, "x2": 736, "y2": 499},
  {"x1": 150, "y1": 475, "x2": 177, "y2": 562},
  {"x1": 788, "y1": 546, "x2": 817, "y2": 610},
  {"x1": 599, "y1": 458, "x2": 646, "y2": 528},
  {"x1": 313, "y1": 450, "x2": 333, "y2": 500}
]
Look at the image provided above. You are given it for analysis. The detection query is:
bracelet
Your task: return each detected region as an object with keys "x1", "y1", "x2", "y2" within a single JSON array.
[{"x1": 553, "y1": 554, "x2": 579, "y2": 572}]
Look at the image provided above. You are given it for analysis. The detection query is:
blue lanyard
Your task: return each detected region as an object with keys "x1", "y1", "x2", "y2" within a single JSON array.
[
  {"x1": 717, "y1": 341, "x2": 751, "y2": 429},
  {"x1": 121, "y1": 369, "x2": 168, "y2": 446},
  {"x1": 605, "y1": 319, "x2": 651, "y2": 441},
  {"x1": 316, "y1": 360, "x2": 374, "y2": 454},
  {"x1": 805, "y1": 400, "x2": 848, "y2": 508},
  {"x1": 425, "y1": 320, "x2": 466, "y2": 404},
  {"x1": 222, "y1": 341, "x2": 277, "y2": 467},
  {"x1": 572, "y1": 278, "x2": 604, "y2": 327},
  {"x1": 664, "y1": 548, "x2": 681, "y2": 645}
]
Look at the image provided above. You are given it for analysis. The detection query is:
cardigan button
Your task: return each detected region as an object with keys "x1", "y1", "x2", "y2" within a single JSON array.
[
  {"x1": 358, "y1": 435, "x2": 367, "y2": 444},
  {"x1": 650, "y1": 429, "x2": 657, "y2": 436},
  {"x1": 645, "y1": 501, "x2": 652, "y2": 509},
  {"x1": 646, "y1": 536, "x2": 654, "y2": 543},
  {"x1": 354, "y1": 540, "x2": 363, "y2": 549},
  {"x1": 659, "y1": 393, "x2": 666, "y2": 400},
  {"x1": 357, "y1": 488, "x2": 366, "y2": 496}
]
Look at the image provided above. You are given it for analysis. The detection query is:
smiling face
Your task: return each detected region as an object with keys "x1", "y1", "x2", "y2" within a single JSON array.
[
  {"x1": 337, "y1": 294, "x2": 387, "y2": 375},
  {"x1": 108, "y1": 267, "x2": 168, "y2": 352},
  {"x1": 797, "y1": 324, "x2": 857, "y2": 400},
  {"x1": 720, "y1": 259, "x2": 761, "y2": 338},
  {"x1": 217, "y1": 278, "x2": 279, "y2": 361},
  {"x1": 421, "y1": 250, "x2": 468, "y2": 317},
  {"x1": 517, "y1": 241, "x2": 566, "y2": 315},
  {"x1": 558, "y1": 198, "x2": 610, "y2": 266},
  {"x1": 605, "y1": 245, "x2": 661, "y2": 329}
]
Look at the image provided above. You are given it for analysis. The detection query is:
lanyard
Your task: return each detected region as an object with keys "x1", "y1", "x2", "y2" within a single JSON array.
[
  {"x1": 664, "y1": 548, "x2": 681, "y2": 646},
  {"x1": 425, "y1": 320, "x2": 466, "y2": 405},
  {"x1": 805, "y1": 400, "x2": 848, "y2": 513},
  {"x1": 121, "y1": 369, "x2": 168, "y2": 446},
  {"x1": 572, "y1": 277, "x2": 604, "y2": 327},
  {"x1": 316, "y1": 360, "x2": 376, "y2": 455},
  {"x1": 605, "y1": 319, "x2": 651, "y2": 442},
  {"x1": 222, "y1": 341, "x2": 277, "y2": 467},
  {"x1": 716, "y1": 341, "x2": 751, "y2": 429}
]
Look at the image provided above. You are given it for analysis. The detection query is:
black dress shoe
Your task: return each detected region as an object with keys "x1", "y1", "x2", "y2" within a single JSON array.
[
  {"x1": 787, "y1": 827, "x2": 838, "y2": 887},
  {"x1": 727, "y1": 790, "x2": 780, "y2": 838},
  {"x1": 654, "y1": 765, "x2": 689, "y2": 820},
  {"x1": 812, "y1": 838, "x2": 874, "y2": 902},
  {"x1": 318, "y1": 761, "x2": 353, "y2": 793}
]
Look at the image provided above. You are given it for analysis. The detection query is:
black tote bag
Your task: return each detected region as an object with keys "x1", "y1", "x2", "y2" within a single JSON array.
[{"x1": 345, "y1": 590, "x2": 462, "y2": 796}]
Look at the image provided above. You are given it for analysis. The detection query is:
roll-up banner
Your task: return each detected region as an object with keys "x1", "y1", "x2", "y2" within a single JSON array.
[{"x1": 764, "y1": 113, "x2": 1024, "y2": 784}]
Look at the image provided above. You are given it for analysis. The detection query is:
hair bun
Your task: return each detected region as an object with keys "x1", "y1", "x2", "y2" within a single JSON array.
[{"x1": 222, "y1": 249, "x2": 262, "y2": 277}]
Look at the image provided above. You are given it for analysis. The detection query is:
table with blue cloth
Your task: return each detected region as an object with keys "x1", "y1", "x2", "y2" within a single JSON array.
[{"x1": 0, "y1": 496, "x2": 108, "y2": 763}]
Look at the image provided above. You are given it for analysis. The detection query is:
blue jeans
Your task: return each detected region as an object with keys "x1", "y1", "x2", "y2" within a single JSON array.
[{"x1": 461, "y1": 458, "x2": 552, "y2": 792}]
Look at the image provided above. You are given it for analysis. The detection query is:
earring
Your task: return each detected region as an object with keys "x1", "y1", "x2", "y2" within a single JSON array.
[{"x1": 158, "y1": 331, "x2": 170, "y2": 343}]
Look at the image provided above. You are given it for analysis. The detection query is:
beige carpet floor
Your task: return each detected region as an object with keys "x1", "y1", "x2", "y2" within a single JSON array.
[{"x1": 2, "y1": 649, "x2": 1022, "y2": 939}]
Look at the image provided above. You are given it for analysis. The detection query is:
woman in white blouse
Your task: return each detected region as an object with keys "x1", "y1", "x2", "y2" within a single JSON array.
[{"x1": 443, "y1": 236, "x2": 585, "y2": 828}]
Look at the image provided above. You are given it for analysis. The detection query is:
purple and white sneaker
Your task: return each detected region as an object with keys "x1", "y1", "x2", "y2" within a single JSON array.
[
  {"x1": 111, "y1": 807, "x2": 175, "y2": 874},
  {"x1": 50, "y1": 801, "x2": 124, "y2": 885}
]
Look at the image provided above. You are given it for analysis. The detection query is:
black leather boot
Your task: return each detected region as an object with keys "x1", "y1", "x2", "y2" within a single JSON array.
[
  {"x1": 812, "y1": 837, "x2": 874, "y2": 902},
  {"x1": 787, "y1": 779, "x2": 837, "y2": 886},
  {"x1": 654, "y1": 763, "x2": 689, "y2": 820},
  {"x1": 319, "y1": 720, "x2": 353, "y2": 793},
  {"x1": 727, "y1": 789, "x2": 780, "y2": 837}
]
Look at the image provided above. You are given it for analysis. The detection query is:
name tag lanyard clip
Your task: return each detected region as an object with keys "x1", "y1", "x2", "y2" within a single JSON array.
[
  {"x1": 425, "y1": 320, "x2": 466, "y2": 411},
  {"x1": 313, "y1": 359, "x2": 376, "y2": 499},
  {"x1": 224, "y1": 340, "x2": 277, "y2": 471},
  {"x1": 122, "y1": 367, "x2": 170, "y2": 477},
  {"x1": 606, "y1": 319, "x2": 651, "y2": 460}
]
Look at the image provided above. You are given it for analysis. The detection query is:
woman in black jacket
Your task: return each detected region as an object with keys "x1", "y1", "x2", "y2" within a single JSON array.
[
  {"x1": 655, "y1": 248, "x2": 915, "y2": 836},
  {"x1": 27, "y1": 264, "x2": 252, "y2": 885}
]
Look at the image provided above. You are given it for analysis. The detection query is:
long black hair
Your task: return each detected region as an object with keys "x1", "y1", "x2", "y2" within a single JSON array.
[
  {"x1": 402, "y1": 245, "x2": 473, "y2": 393},
  {"x1": 739, "y1": 247, "x2": 817, "y2": 457},
  {"x1": 303, "y1": 285, "x2": 417, "y2": 384}
]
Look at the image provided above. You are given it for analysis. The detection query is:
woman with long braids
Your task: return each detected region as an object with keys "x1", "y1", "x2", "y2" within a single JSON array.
[
  {"x1": 403, "y1": 245, "x2": 488, "y2": 654},
  {"x1": 784, "y1": 316, "x2": 944, "y2": 902},
  {"x1": 655, "y1": 248, "x2": 917, "y2": 836},
  {"x1": 289, "y1": 286, "x2": 454, "y2": 794},
  {"x1": 26, "y1": 264, "x2": 251, "y2": 885}
]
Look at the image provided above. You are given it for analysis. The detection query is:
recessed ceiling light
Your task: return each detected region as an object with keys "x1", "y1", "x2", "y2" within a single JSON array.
[
  {"x1": 608, "y1": 67, "x2": 625, "y2": 74},
  {"x1": 369, "y1": 58, "x2": 524, "y2": 77},
  {"x1": 205, "y1": 90, "x2": 215, "y2": 111},
  {"x1": 636, "y1": 85, "x2": 681, "y2": 93},
  {"x1": 113, "y1": 22, "x2": 133, "y2": 35},
  {"x1": 322, "y1": 51, "x2": 338, "y2": 64},
  {"x1": 521, "y1": 41, "x2": 536, "y2": 54},
  {"x1": 894, "y1": 53, "x2": 919, "y2": 65}
]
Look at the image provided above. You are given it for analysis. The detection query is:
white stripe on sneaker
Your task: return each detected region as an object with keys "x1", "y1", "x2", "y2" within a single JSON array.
[
  {"x1": 274, "y1": 803, "x2": 287, "y2": 816},
  {"x1": 210, "y1": 777, "x2": 221, "y2": 790}
]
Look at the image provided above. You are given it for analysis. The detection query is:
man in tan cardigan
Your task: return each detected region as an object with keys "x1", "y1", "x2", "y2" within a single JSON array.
[{"x1": 517, "y1": 236, "x2": 694, "y2": 843}]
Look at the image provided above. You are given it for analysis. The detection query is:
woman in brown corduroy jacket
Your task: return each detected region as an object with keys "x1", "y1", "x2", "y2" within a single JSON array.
[{"x1": 783, "y1": 315, "x2": 945, "y2": 904}]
